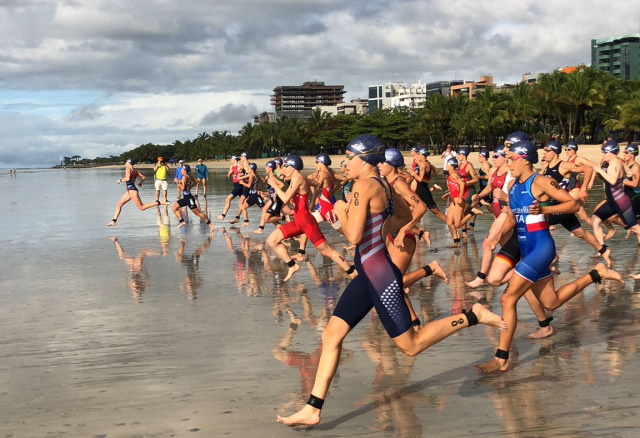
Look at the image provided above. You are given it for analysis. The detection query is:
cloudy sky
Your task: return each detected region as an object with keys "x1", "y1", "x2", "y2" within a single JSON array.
[{"x1": 1, "y1": 0, "x2": 639, "y2": 167}]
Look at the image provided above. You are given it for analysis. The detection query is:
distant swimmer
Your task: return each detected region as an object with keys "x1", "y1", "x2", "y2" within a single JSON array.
[
  {"x1": 171, "y1": 164, "x2": 214, "y2": 231},
  {"x1": 107, "y1": 158, "x2": 169, "y2": 226}
]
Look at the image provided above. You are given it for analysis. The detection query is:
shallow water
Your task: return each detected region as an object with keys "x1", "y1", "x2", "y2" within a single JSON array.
[{"x1": 2, "y1": 168, "x2": 640, "y2": 437}]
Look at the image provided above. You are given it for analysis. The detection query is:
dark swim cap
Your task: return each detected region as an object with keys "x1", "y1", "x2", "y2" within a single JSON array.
[
  {"x1": 505, "y1": 131, "x2": 529, "y2": 145},
  {"x1": 384, "y1": 148, "x2": 405, "y2": 168},
  {"x1": 494, "y1": 145, "x2": 507, "y2": 157},
  {"x1": 625, "y1": 144, "x2": 639, "y2": 156},
  {"x1": 346, "y1": 135, "x2": 386, "y2": 165},
  {"x1": 603, "y1": 139, "x2": 620, "y2": 155},
  {"x1": 273, "y1": 158, "x2": 283, "y2": 167},
  {"x1": 182, "y1": 164, "x2": 191, "y2": 173},
  {"x1": 417, "y1": 147, "x2": 430, "y2": 156},
  {"x1": 479, "y1": 149, "x2": 489, "y2": 158},
  {"x1": 445, "y1": 157, "x2": 459, "y2": 168},
  {"x1": 241, "y1": 151, "x2": 250, "y2": 159},
  {"x1": 457, "y1": 147, "x2": 470, "y2": 157},
  {"x1": 126, "y1": 158, "x2": 136, "y2": 165},
  {"x1": 315, "y1": 153, "x2": 331, "y2": 166},
  {"x1": 265, "y1": 160, "x2": 276, "y2": 169},
  {"x1": 283, "y1": 155, "x2": 304, "y2": 171},
  {"x1": 544, "y1": 140, "x2": 562, "y2": 154},
  {"x1": 511, "y1": 140, "x2": 539, "y2": 164},
  {"x1": 565, "y1": 141, "x2": 579, "y2": 151},
  {"x1": 249, "y1": 163, "x2": 257, "y2": 171}
]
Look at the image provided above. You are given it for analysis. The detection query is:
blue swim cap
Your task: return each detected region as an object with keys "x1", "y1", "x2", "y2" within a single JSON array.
[
  {"x1": 479, "y1": 149, "x2": 489, "y2": 158},
  {"x1": 126, "y1": 158, "x2": 136, "y2": 165},
  {"x1": 494, "y1": 145, "x2": 507, "y2": 157},
  {"x1": 603, "y1": 139, "x2": 620, "y2": 155},
  {"x1": 284, "y1": 155, "x2": 304, "y2": 171},
  {"x1": 346, "y1": 135, "x2": 386, "y2": 165},
  {"x1": 625, "y1": 144, "x2": 639, "y2": 156},
  {"x1": 565, "y1": 141, "x2": 579, "y2": 151},
  {"x1": 410, "y1": 146, "x2": 419, "y2": 152},
  {"x1": 265, "y1": 160, "x2": 276, "y2": 169},
  {"x1": 249, "y1": 163, "x2": 257, "y2": 171},
  {"x1": 511, "y1": 140, "x2": 539, "y2": 164},
  {"x1": 182, "y1": 164, "x2": 191, "y2": 173},
  {"x1": 446, "y1": 157, "x2": 459, "y2": 168},
  {"x1": 544, "y1": 140, "x2": 562, "y2": 154},
  {"x1": 384, "y1": 148, "x2": 405, "y2": 168},
  {"x1": 505, "y1": 131, "x2": 529, "y2": 145},
  {"x1": 315, "y1": 153, "x2": 331, "y2": 166},
  {"x1": 273, "y1": 158, "x2": 283, "y2": 167},
  {"x1": 241, "y1": 151, "x2": 250, "y2": 159},
  {"x1": 417, "y1": 147, "x2": 430, "y2": 157},
  {"x1": 457, "y1": 147, "x2": 470, "y2": 157}
]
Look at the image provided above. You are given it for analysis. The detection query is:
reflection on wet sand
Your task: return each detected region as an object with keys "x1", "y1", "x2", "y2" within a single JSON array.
[{"x1": 109, "y1": 236, "x2": 158, "y2": 299}]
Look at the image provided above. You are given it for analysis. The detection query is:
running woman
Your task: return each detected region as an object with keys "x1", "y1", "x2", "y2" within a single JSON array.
[
  {"x1": 107, "y1": 158, "x2": 169, "y2": 226},
  {"x1": 265, "y1": 155, "x2": 356, "y2": 282},
  {"x1": 475, "y1": 140, "x2": 623, "y2": 374},
  {"x1": 277, "y1": 135, "x2": 507, "y2": 427},
  {"x1": 216, "y1": 155, "x2": 244, "y2": 220},
  {"x1": 171, "y1": 164, "x2": 214, "y2": 231}
]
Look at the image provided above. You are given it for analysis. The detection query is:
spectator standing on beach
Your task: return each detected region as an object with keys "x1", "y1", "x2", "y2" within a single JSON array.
[
  {"x1": 441, "y1": 144, "x2": 456, "y2": 171},
  {"x1": 173, "y1": 160, "x2": 184, "y2": 199},
  {"x1": 194, "y1": 159, "x2": 209, "y2": 198},
  {"x1": 107, "y1": 159, "x2": 169, "y2": 226},
  {"x1": 153, "y1": 157, "x2": 170, "y2": 204}
]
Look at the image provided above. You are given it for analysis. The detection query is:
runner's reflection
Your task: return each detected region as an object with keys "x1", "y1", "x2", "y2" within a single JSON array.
[
  {"x1": 109, "y1": 236, "x2": 158, "y2": 300},
  {"x1": 174, "y1": 235, "x2": 212, "y2": 299}
]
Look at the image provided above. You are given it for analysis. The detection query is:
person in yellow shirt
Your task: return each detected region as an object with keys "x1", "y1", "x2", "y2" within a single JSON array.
[{"x1": 153, "y1": 157, "x2": 171, "y2": 203}]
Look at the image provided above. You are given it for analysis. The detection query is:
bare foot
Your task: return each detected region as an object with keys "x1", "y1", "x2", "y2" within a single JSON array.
[
  {"x1": 465, "y1": 276, "x2": 485, "y2": 289},
  {"x1": 429, "y1": 261, "x2": 449, "y2": 283},
  {"x1": 595, "y1": 262, "x2": 624, "y2": 284},
  {"x1": 432, "y1": 184, "x2": 442, "y2": 190},
  {"x1": 292, "y1": 253, "x2": 307, "y2": 262},
  {"x1": 208, "y1": 222, "x2": 214, "y2": 231},
  {"x1": 600, "y1": 249, "x2": 612, "y2": 268},
  {"x1": 471, "y1": 207, "x2": 484, "y2": 216},
  {"x1": 474, "y1": 357, "x2": 509, "y2": 374},
  {"x1": 605, "y1": 226, "x2": 616, "y2": 240},
  {"x1": 347, "y1": 268, "x2": 358, "y2": 279},
  {"x1": 447, "y1": 241, "x2": 460, "y2": 249},
  {"x1": 549, "y1": 225, "x2": 556, "y2": 230},
  {"x1": 216, "y1": 215, "x2": 226, "y2": 221},
  {"x1": 526, "y1": 325, "x2": 554, "y2": 339},
  {"x1": 471, "y1": 303, "x2": 508, "y2": 332},
  {"x1": 229, "y1": 218, "x2": 239, "y2": 224},
  {"x1": 252, "y1": 228, "x2": 264, "y2": 234},
  {"x1": 178, "y1": 221, "x2": 186, "y2": 228},
  {"x1": 630, "y1": 273, "x2": 640, "y2": 280},
  {"x1": 626, "y1": 229, "x2": 632, "y2": 239},
  {"x1": 241, "y1": 222, "x2": 249, "y2": 227},
  {"x1": 107, "y1": 220, "x2": 117, "y2": 227},
  {"x1": 421, "y1": 230, "x2": 432, "y2": 247},
  {"x1": 277, "y1": 404, "x2": 320, "y2": 427},
  {"x1": 283, "y1": 263, "x2": 300, "y2": 282}
]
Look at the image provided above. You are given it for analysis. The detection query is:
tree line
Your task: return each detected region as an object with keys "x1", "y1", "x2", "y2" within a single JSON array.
[{"x1": 82, "y1": 66, "x2": 640, "y2": 165}]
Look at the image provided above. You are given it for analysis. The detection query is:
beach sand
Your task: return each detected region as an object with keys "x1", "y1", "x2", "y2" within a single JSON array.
[{"x1": 3, "y1": 163, "x2": 640, "y2": 437}]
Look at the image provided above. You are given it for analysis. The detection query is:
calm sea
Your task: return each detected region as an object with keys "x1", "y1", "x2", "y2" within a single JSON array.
[{"x1": 2, "y1": 167, "x2": 640, "y2": 437}]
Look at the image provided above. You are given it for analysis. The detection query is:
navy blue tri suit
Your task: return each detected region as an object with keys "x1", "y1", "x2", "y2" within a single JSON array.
[{"x1": 332, "y1": 177, "x2": 412, "y2": 338}]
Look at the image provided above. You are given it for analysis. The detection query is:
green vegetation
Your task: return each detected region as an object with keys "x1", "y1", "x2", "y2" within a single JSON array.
[{"x1": 80, "y1": 66, "x2": 640, "y2": 165}]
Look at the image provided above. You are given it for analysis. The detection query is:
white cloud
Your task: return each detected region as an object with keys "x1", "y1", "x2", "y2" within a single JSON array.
[{"x1": 1, "y1": 0, "x2": 639, "y2": 166}]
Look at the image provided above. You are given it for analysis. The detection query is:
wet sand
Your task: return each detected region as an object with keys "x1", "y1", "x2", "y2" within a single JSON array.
[{"x1": 2, "y1": 168, "x2": 640, "y2": 437}]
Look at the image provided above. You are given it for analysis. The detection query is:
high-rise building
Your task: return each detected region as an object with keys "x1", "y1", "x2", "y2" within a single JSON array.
[
  {"x1": 591, "y1": 34, "x2": 640, "y2": 80},
  {"x1": 450, "y1": 75, "x2": 495, "y2": 99},
  {"x1": 271, "y1": 81, "x2": 345, "y2": 119}
]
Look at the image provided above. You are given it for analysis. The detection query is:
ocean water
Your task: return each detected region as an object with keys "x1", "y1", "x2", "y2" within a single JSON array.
[{"x1": 2, "y1": 167, "x2": 640, "y2": 437}]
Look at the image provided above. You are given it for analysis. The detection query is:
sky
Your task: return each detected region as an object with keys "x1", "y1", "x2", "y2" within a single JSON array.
[{"x1": 1, "y1": 0, "x2": 639, "y2": 167}]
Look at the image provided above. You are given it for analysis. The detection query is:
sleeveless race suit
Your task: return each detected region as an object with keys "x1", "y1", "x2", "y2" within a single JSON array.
[
  {"x1": 332, "y1": 177, "x2": 412, "y2": 338},
  {"x1": 279, "y1": 192, "x2": 327, "y2": 246},
  {"x1": 509, "y1": 174, "x2": 555, "y2": 283},
  {"x1": 594, "y1": 162, "x2": 638, "y2": 229}
]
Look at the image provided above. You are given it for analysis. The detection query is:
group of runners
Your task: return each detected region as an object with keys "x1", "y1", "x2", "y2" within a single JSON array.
[{"x1": 106, "y1": 132, "x2": 639, "y2": 428}]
